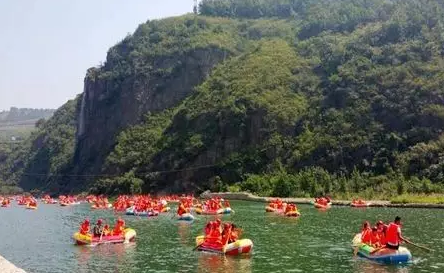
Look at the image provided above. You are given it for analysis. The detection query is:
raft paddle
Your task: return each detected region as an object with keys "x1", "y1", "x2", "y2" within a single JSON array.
[
  {"x1": 98, "y1": 228, "x2": 105, "y2": 245},
  {"x1": 404, "y1": 238, "x2": 434, "y2": 252},
  {"x1": 193, "y1": 240, "x2": 204, "y2": 251}
]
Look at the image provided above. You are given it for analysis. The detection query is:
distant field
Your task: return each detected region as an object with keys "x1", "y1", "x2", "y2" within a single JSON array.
[
  {"x1": 0, "y1": 118, "x2": 40, "y2": 127},
  {"x1": 0, "y1": 121, "x2": 36, "y2": 141}
]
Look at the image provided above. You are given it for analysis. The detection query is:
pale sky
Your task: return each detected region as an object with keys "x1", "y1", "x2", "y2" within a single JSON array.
[{"x1": 0, "y1": 0, "x2": 195, "y2": 110}]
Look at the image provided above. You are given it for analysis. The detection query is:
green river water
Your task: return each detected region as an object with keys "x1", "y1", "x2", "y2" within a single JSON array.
[{"x1": 0, "y1": 201, "x2": 443, "y2": 273}]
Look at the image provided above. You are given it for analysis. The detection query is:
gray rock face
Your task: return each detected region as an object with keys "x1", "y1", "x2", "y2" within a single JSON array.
[{"x1": 74, "y1": 47, "x2": 229, "y2": 182}]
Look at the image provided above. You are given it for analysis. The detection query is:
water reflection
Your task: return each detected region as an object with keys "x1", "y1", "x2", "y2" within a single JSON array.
[
  {"x1": 177, "y1": 221, "x2": 193, "y2": 245},
  {"x1": 197, "y1": 254, "x2": 252, "y2": 273},
  {"x1": 74, "y1": 243, "x2": 136, "y2": 273},
  {"x1": 353, "y1": 259, "x2": 411, "y2": 273}
]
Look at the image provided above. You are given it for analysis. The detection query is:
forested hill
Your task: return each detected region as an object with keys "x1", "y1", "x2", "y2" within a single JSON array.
[{"x1": 2, "y1": 0, "x2": 444, "y2": 197}]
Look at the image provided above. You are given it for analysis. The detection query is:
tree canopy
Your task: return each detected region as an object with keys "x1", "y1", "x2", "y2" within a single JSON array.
[{"x1": 2, "y1": 0, "x2": 444, "y2": 197}]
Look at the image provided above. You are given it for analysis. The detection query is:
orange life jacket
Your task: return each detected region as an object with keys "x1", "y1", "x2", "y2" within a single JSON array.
[
  {"x1": 80, "y1": 224, "x2": 90, "y2": 235},
  {"x1": 205, "y1": 222, "x2": 212, "y2": 235},
  {"x1": 229, "y1": 230, "x2": 239, "y2": 243},
  {"x1": 177, "y1": 204, "x2": 187, "y2": 216},
  {"x1": 361, "y1": 228, "x2": 372, "y2": 244},
  {"x1": 377, "y1": 231, "x2": 386, "y2": 245},
  {"x1": 386, "y1": 223, "x2": 400, "y2": 246},
  {"x1": 221, "y1": 226, "x2": 232, "y2": 245},
  {"x1": 370, "y1": 232, "x2": 381, "y2": 247},
  {"x1": 206, "y1": 223, "x2": 222, "y2": 244},
  {"x1": 113, "y1": 224, "x2": 125, "y2": 236},
  {"x1": 103, "y1": 226, "x2": 111, "y2": 236}
]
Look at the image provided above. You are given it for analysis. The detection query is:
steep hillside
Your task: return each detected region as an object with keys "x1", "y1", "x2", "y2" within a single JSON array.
[
  {"x1": 3, "y1": 0, "x2": 444, "y2": 197},
  {"x1": 0, "y1": 99, "x2": 79, "y2": 193},
  {"x1": 74, "y1": 14, "x2": 297, "y2": 186},
  {"x1": 96, "y1": 0, "x2": 444, "y2": 196}
]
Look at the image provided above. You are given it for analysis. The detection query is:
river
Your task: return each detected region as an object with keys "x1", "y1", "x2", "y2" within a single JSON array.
[{"x1": 0, "y1": 201, "x2": 443, "y2": 273}]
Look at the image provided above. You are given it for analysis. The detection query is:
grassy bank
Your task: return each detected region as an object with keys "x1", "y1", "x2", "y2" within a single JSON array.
[
  {"x1": 390, "y1": 194, "x2": 444, "y2": 204},
  {"x1": 201, "y1": 191, "x2": 444, "y2": 208},
  {"x1": 225, "y1": 168, "x2": 444, "y2": 202}
]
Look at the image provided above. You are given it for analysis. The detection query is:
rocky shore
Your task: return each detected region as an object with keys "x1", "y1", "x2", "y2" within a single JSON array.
[
  {"x1": 200, "y1": 191, "x2": 444, "y2": 209},
  {"x1": 0, "y1": 255, "x2": 26, "y2": 273}
]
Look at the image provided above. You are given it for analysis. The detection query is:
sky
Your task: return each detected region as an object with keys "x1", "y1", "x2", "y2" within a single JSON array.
[{"x1": 0, "y1": 0, "x2": 195, "y2": 110}]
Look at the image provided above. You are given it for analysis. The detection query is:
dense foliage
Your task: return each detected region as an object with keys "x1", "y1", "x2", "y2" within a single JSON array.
[
  {"x1": 4, "y1": 0, "x2": 444, "y2": 197},
  {"x1": 0, "y1": 99, "x2": 79, "y2": 194},
  {"x1": 97, "y1": 0, "x2": 444, "y2": 196}
]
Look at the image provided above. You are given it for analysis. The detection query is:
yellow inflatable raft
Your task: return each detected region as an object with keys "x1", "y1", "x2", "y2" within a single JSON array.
[{"x1": 73, "y1": 228, "x2": 136, "y2": 246}]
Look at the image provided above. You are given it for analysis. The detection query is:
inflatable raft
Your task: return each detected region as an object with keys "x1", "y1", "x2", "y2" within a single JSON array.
[
  {"x1": 91, "y1": 203, "x2": 112, "y2": 210},
  {"x1": 265, "y1": 206, "x2": 283, "y2": 213},
  {"x1": 285, "y1": 210, "x2": 301, "y2": 217},
  {"x1": 125, "y1": 207, "x2": 159, "y2": 217},
  {"x1": 195, "y1": 207, "x2": 233, "y2": 215},
  {"x1": 265, "y1": 206, "x2": 300, "y2": 217},
  {"x1": 195, "y1": 235, "x2": 253, "y2": 255},
  {"x1": 161, "y1": 207, "x2": 171, "y2": 213},
  {"x1": 60, "y1": 202, "x2": 80, "y2": 206},
  {"x1": 73, "y1": 228, "x2": 136, "y2": 246},
  {"x1": 314, "y1": 202, "x2": 331, "y2": 209},
  {"x1": 351, "y1": 202, "x2": 370, "y2": 207},
  {"x1": 177, "y1": 213, "x2": 195, "y2": 221},
  {"x1": 352, "y1": 233, "x2": 412, "y2": 264}
]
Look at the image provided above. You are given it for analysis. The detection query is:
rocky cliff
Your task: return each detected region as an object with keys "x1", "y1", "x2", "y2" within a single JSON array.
[
  {"x1": 75, "y1": 46, "x2": 230, "y2": 179},
  {"x1": 3, "y1": 0, "x2": 444, "y2": 197}
]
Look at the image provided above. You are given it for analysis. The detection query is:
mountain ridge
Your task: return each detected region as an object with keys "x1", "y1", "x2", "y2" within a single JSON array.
[{"x1": 2, "y1": 0, "x2": 444, "y2": 198}]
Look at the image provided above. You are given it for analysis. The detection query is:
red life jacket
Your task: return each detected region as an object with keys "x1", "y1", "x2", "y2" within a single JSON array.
[
  {"x1": 177, "y1": 204, "x2": 187, "y2": 216},
  {"x1": 221, "y1": 226, "x2": 231, "y2": 245},
  {"x1": 386, "y1": 223, "x2": 400, "y2": 246},
  {"x1": 377, "y1": 230, "x2": 386, "y2": 245},
  {"x1": 361, "y1": 228, "x2": 372, "y2": 244},
  {"x1": 113, "y1": 223, "x2": 124, "y2": 236},
  {"x1": 80, "y1": 224, "x2": 90, "y2": 235},
  {"x1": 370, "y1": 233, "x2": 381, "y2": 247}
]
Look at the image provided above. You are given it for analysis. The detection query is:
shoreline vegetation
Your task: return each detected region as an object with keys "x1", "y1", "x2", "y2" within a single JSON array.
[
  {"x1": 4, "y1": 0, "x2": 444, "y2": 197},
  {"x1": 200, "y1": 191, "x2": 444, "y2": 208}
]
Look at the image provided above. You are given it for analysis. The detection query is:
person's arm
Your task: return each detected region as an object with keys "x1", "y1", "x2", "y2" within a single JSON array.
[{"x1": 398, "y1": 227, "x2": 406, "y2": 243}]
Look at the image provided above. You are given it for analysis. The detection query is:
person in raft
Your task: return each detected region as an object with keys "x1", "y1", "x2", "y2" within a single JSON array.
[
  {"x1": 203, "y1": 219, "x2": 223, "y2": 244},
  {"x1": 93, "y1": 219, "x2": 104, "y2": 237},
  {"x1": 376, "y1": 221, "x2": 387, "y2": 246},
  {"x1": 204, "y1": 220, "x2": 241, "y2": 245},
  {"x1": 102, "y1": 224, "x2": 111, "y2": 236},
  {"x1": 385, "y1": 216, "x2": 405, "y2": 250},
  {"x1": 285, "y1": 203, "x2": 297, "y2": 213},
  {"x1": 113, "y1": 218, "x2": 126, "y2": 236},
  {"x1": 79, "y1": 219, "x2": 90, "y2": 235},
  {"x1": 1, "y1": 198, "x2": 9, "y2": 206},
  {"x1": 177, "y1": 201, "x2": 189, "y2": 216},
  {"x1": 29, "y1": 198, "x2": 37, "y2": 207},
  {"x1": 370, "y1": 226, "x2": 382, "y2": 248},
  {"x1": 361, "y1": 221, "x2": 372, "y2": 244}
]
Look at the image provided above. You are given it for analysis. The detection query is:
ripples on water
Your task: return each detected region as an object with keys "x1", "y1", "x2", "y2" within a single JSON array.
[{"x1": 0, "y1": 202, "x2": 443, "y2": 273}]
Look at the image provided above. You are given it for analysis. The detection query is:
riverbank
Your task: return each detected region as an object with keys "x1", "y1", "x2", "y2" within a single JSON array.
[
  {"x1": 199, "y1": 191, "x2": 444, "y2": 208},
  {"x1": 0, "y1": 255, "x2": 26, "y2": 273}
]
